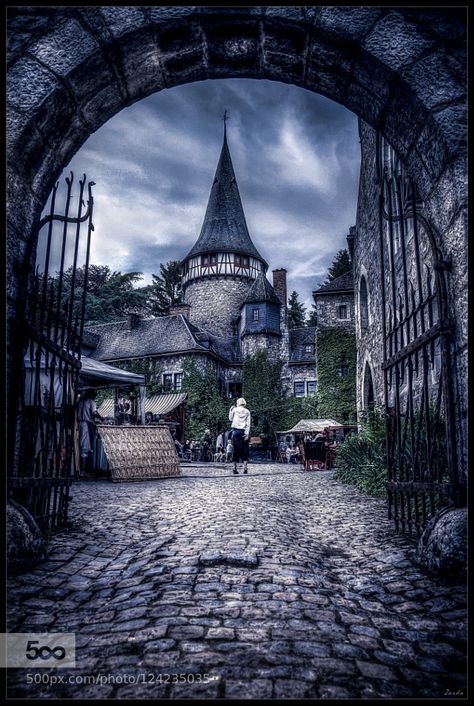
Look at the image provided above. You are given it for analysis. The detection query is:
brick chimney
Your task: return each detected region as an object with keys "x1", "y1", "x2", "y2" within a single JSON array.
[
  {"x1": 168, "y1": 303, "x2": 191, "y2": 319},
  {"x1": 346, "y1": 225, "x2": 356, "y2": 259},
  {"x1": 127, "y1": 312, "x2": 140, "y2": 330},
  {"x1": 272, "y1": 269, "x2": 287, "y2": 309}
]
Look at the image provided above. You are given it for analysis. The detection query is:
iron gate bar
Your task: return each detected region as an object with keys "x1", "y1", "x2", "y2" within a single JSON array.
[
  {"x1": 9, "y1": 172, "x2": 94, "y2": 535},
  {"x1": 377, "y1": 134, "x2": 457, "y2": 535}
]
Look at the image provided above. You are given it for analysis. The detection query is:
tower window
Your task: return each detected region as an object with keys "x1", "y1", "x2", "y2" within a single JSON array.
[
  {"x1": 338, "y1": 304, "x2": 348, "y2": 319},
  {"x1": 360, "y1": 276, "x2": 369, "y2": 330},
  {"x1": 242, "y1": 256, "x2": 249, "y2": 268},
  {"x1": 210, "y1": 254, "x2": 217, "y2": 265},
  {"x1": 201, "y1": 255, "x2": 209, "y2": 266},
  {"x1": 234, "y1": 254, "x2": 241, "y2": 266},
  {"x1": 305, "y1": 344, "x2": 314, "y2": 354},
  {"x1": 252, "y1": 308, "x2": 259, "y2": 322}
]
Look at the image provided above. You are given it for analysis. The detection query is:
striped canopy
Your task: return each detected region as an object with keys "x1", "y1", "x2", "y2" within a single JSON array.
[{"x1": 98, "y1": 392, "x2": 187, "y2": 418}]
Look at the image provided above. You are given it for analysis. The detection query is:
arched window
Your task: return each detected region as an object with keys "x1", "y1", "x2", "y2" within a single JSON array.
[
  {"x1": 363, "y1": 362, "x2": 375, "y2": 411},
  {"x1": 360, "y1": 275, "x2": 369, "y2": 330}
]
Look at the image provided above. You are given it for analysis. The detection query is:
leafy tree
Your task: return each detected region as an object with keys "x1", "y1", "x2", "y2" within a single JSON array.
[
  {"x1": 52, "y1": 264, "x2": 148, "y2": 325},
  {"x1": 287, "y1": 290, "x2": 307, "y2": 329},
  {"x1": 181, "y1": 358, "x2": 228, "y2": 441},
  {"x1": 146, "y1": 260, "x2": 183, "y2": 316},
  {"x1": 242, "y1": 349, "x2": 288, "y2": 438},
  {"x1": 324, "y1": 249, "x2": 352, "y2": 284}
]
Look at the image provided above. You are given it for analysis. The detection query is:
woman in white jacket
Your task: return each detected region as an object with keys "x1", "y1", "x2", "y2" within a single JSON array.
[{"x1": 229, "y1": 397, "x2": 251, "y2": 475}]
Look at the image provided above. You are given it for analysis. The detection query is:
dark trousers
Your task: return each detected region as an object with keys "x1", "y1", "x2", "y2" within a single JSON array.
[{"x1": 231, "y1": 428, "x2": 249, "y2": 463}]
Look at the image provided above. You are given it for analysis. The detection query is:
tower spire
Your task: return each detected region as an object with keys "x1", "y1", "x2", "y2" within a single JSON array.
[{"x1": 222, "y1": 109, "x2": 229, "y2": 141}]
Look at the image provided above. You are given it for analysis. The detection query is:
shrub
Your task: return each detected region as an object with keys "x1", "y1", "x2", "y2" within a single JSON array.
[{"x1": 334, "y1": 412, "x2": 387, "y2": 498}]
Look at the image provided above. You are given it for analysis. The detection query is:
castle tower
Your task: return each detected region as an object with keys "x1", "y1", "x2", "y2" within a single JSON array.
[
  {"x1": 240, "y1": 272, "x2": 282, "y2": 363},
  {"x1": 181, "y1": 119, "x2": 267, "y2": 337}
]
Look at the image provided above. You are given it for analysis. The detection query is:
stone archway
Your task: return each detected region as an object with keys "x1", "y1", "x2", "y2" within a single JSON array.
[{"x1": 7, "y1": 6, "x2": 467, "y2": 460}]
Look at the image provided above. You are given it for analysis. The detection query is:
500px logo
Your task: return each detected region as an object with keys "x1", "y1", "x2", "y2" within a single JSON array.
[
  {"x1": 1, "y1": 633, "x2": 76, "y2": 668},
  {"x1": 25, "y1": 640, "x2": 67, "y2": 661}
]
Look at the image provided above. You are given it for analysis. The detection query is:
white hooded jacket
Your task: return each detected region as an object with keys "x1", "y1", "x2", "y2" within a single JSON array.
[{"x1": 229, "y1": 405, "x2": 251, "y2": 436}]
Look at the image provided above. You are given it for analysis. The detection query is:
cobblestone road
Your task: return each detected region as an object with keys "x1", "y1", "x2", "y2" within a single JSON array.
[{"x1": 7, "y1": 464, "x2": 467, "y2": 699}]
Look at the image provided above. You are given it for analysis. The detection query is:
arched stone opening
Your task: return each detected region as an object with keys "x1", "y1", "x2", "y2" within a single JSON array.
[{"x1": 7, "y1": 7, "x2": 467, "y2": 484}]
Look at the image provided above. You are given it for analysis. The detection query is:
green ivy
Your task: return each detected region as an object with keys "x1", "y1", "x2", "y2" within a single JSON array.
[
  {"x1": 316, "y1": 327, "x2": 356, "y2": 423},
  {"x1": 181, "y1": 358, "x2": 228, "y2": 442}
]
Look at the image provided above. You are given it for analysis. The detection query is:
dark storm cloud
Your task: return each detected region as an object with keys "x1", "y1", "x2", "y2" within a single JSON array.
[{"x1": 62, "y1": 79, "x2": 360, "y2": 311}]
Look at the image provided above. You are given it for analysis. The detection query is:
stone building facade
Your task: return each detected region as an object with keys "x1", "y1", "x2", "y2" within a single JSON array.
[{"x1": 84, "y1": 129, "x2": 316, "y2": 400}]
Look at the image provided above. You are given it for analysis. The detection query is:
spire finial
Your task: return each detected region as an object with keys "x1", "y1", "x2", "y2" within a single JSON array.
[{"x1": 223, "y1": 109, "x2": 229, "y2": 140}]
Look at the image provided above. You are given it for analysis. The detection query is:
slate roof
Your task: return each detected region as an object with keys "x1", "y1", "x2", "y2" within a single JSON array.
[
  {"x1": 313, "y1": 270, "x2": 354, "y2": 294},
  {"x1": 85, "y1": 315, "x2": 240, "y2": 364},
  {"x1": 182, "y1": 133, "x2": 267, "y2": 267},
  {"x1": 289, "y1": 327, "x2": 316, "y2": 363},
  {"x1": 244, "y1": 272, "x2": 281, "y2": 305},
  {"x1": 86, "y1": 315, "x2": 206, "y2": 361}
]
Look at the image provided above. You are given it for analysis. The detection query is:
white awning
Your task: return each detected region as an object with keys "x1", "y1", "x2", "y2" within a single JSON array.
[
  {"x1": 79, "y1": 356, "x2": 145, "y2": 386},
  {"x1": 98, "y1": 392, "x2": 187, "y2": 418},
  {"x1": 277, "y1": 418, "x2": 342, "y2": 434}
]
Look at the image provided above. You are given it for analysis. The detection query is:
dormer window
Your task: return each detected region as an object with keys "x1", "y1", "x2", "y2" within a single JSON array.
[
  {"x1": 305, "y1": 344, "x2": 314, "y2": 354},
  {"x1": 252, "y1": 308, "x2": 259, "y2": 322}
]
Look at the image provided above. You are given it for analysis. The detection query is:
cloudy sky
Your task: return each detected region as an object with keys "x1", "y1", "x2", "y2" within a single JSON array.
[{"x1": 55, "y1": 78, "x2": 360, "y2": 313}]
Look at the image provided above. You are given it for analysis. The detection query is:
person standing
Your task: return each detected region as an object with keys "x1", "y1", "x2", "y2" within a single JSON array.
[
  {"x1": 215, "y1": 429, "x2": 225, "y2": 461},
  {"x1": 229, "y1": 398, "x2": 251, "y2": 474},
  {"x1": 77, "y1": 388, "x2": 104, "y2": 475}
]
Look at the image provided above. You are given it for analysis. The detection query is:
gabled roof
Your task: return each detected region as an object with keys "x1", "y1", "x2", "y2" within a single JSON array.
[
  {"x1": 182, "y1": 133, "x2": 267, "y2": 267},
  {"x1": 244, "y1": 272, "x2": 281, "y2": 305},
  {"x1": 85, "y1": 315, "x2": 240, "y2": 365},
  {"x1": 289, "y1": 327, "x2": 316, "y2": 363},
  {"x1": 313, "y1": 270, "x2": 354, "y2": 295},
  {"x1": 86, "y1": 315, "x2": 205, "y2": 361}
]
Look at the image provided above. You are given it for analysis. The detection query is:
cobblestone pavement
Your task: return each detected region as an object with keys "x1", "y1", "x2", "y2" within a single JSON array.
[{"x1": 7, "y1": 464, "x2": 467, "y2": 699}]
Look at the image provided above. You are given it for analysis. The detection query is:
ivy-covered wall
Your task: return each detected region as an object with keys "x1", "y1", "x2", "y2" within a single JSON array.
[{"x1": 315, "y1": 327, "x2": 357, "y2": 423}]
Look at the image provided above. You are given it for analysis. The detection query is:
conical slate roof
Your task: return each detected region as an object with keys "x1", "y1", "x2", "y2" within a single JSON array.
[
  {"x1": 182, "y1": 132, "x2": 267, "y2": 267},
  {"x1": 244, "y1": 272, "x2": 281, "y2": 305}
]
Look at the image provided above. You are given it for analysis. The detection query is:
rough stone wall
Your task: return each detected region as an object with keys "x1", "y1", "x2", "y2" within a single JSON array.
[
  {"x1": 241, "y1": 333, "x2": 282, "y2": 365},
  {"x1": 184, "y1": 277, "x2": 253, "y2": 337},
  {"x1": 315, "y1": 292, "x2": 355, "y2": 331},
  {"x1": 353, "y1": 123, "x2": 385, "y2": 417}
]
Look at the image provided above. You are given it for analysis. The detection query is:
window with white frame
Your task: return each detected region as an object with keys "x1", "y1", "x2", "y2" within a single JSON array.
[
  {"x1": 174, "y1": 373, "x2": 183, "y2": 391},
  {"x1": 306, "y1": 381, "x2": 317, "y2": 395}
]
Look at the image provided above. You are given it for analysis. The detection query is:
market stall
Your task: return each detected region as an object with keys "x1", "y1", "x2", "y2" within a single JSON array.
[{"x1": 277, "y1": 418, "x2": 357, "y2": 470}]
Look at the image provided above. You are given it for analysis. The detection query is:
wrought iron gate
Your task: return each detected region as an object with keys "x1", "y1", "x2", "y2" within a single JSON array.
[
  {"x1": 378, "y1": 136, "x2": 462, "y2": 535},
  {"x1": 9, "y1": 173, "x2": 94, "y2": 536}
]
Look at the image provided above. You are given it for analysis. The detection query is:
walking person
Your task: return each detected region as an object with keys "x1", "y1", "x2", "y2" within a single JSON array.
[{"x1": 228, "y1": 397, "x2": 251, "y2": 474}]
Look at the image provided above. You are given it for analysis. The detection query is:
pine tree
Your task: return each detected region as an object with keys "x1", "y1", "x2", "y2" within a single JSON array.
[
  {"x1": 287, "y1": 290, "x2": 307, "y2": 329},
  {"x1": 306, "y1": 303, "x2": 318, "y2": 327},
  {"x1": 325, "y1": 249, "x2": 352, "y2": 283}
]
